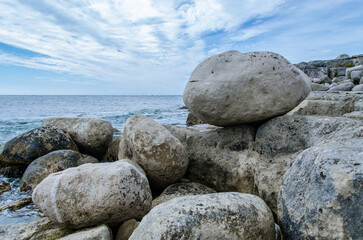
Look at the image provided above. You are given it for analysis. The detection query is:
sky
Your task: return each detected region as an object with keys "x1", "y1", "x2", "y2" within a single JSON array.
[{"x1": 0, "y1": 0, "x2": 362, "y2": 95}]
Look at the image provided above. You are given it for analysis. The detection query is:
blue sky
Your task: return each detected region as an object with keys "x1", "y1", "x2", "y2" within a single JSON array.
[{"x1": 0, "y1": 0, "x2": 362, "y2": 95}]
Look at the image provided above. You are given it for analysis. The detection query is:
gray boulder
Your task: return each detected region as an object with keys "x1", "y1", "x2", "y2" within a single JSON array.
[
  {"x1": 183, "y1": 51, "x2": 311, "y2": 126},
  {"x1": 0, "y1": 126, "x2": 78, "y2": 165},
  {"x1": 352, "y1": 84, "x2": 363, "y2": 91},
  {"x1": 102, "y1": 136, "x2": 121, "y2": 162},
  {"x1": 166, "y1": 124, "x2": 256, "y2": 193},
  {"x1": 350, "y1": 70, "x2": 363, "y2": 82},
  {"x1": 42, "y1": 118, "x2": 113, "y2": 159},
  {"x1": 329, "y1": 82, "x2": 354, "y2": 91},
  {"x1": 130, "y1": 193, "x2": 275, "y2": 240},
  {"x1": 346, "y1": 65, "x2": 363, "y2": 79},
  {"x1": 278, "y1": 146, "x2": 363, "y2": 240},
  {"x1": 119, "y1": 115, "x2": 188, "y2": 189},
  {"x1": 32, "y1": 160, "x2": 152, "y2": 229},
  {"x1": 59, "y1": 225, "x2": 113, "y2": 240},
  {"x1": 152, "y1": 182, "x2": 216, "y2": 208},
  {"x1": 20, "y1": 150, "x2": 99, "y2": 191},
  {"x1": 186, "y1": 112, "x2": 205, "y2": 126}
]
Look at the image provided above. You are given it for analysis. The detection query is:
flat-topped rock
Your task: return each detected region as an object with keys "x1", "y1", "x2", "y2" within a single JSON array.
[{"x1": 183, "y1": 51, "x2": 311, "y2": 126}]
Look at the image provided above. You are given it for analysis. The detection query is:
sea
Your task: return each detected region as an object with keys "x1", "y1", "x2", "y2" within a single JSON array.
[{"x1": 0, "y1": 95, "x2": 188, "y2": 225}]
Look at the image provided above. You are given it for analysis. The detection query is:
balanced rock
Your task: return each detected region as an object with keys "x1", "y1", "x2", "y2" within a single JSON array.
[
  {"x1": 119, "y1": 115, "x2": 188, "y2": 189},
  {"x1": 0, "y1": 126, "x2": 78, "y2": 165},
  {"x1": 20, "y1": 150, "x2": 99, "y2": 191},
  {"x1": 183, "y1": 51, "x2": 311, "y2": 126},
  {"x1": 152, "y1": 182, "x2": 216, "y2": 207},
  {"x1": 32, "y1": 160, "x2": 152, "y2": 229},
  {"x1": 42, "y1": 118, "x2": 113, "y2": 159},
  {"x1": 130, "y1": 193, "x2": 275, "y2": 239},
  {"x1": 278, "y1": 146, "x2": 363, "y2": 239}
]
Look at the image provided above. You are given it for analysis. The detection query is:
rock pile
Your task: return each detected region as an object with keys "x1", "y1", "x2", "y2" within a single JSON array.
[
  {"x1": 295, "y1": 54, "x2": 363, "y2": 92},
  {"x1": 0, "y1": 51, "x2": 362, "y2": 240}
]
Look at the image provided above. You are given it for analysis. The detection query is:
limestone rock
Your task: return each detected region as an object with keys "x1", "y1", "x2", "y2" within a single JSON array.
[
  {"x1": 20, "y1": 150, "x2": 99, "y2": 191},
  {"x1": 32, "y1": 160, "x2": 152, "y2": 229},
  {"x1": 350, "y1": 70, "x2": 363, "y2": 82},
  {"x1": 352, "y1": 84, "x2": 363, "y2": 91},
  {"x1": 152, "y1": 182, "x2": 216, "y2": 208},
  {"x1": 329, "y1": 82, "x2": 354, "y2": 91},
  {"x1": 59, "y1": 224, "x2": 113, "y2": 240},
  {"x1": 116, "y1": 219, "x2": 140, "y2": 240},
  {"x1": 183, "y1": 51, "x2": 311, "y2": 126},
  {"x1": 346, "y1": 65, "x2": 363, "y2": 79},
  {"x1": 130, "y1": 193, "x2": 275, "y2": 240},
  {"x1": 344, "y1": 111, "x2": 363, "y2": 120},
  {"x1": 167, "y1": 124, "x2": 256, "y2": 193},
  {"x1": 278, "y1": 146, "x2": 363, "y2": 239},
  {"x1": 0, "y1": 126, "x2": 78, "y2": 165},
  {"x1": 119, "y1": 115, "x2": 188, "y2": 189},
  {"x1": 42, "y1": 118, "x2": 113, "y2": 159}
]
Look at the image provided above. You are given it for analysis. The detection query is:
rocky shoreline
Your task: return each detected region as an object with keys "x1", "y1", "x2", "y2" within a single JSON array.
[{"x1": 0, "y1": 51, "x2": 362, "y2": 239}]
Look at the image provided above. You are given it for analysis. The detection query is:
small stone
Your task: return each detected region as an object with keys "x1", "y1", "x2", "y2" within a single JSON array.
[
  {"x1": 351, "y1": 84, "x2": 363, "y2": 92},
  {"x1": 59, "y1": 224, "x2": 113, "y2": 240},
  {"x1": 0, "y1": 180, "x2": 11, "y2": 194},
  {"x1": 116, "y1": 219, "x2": 140, "y2": 240},
  {"x1": 311, "y1": 83, "x2": 329, "y2": 91},
  {"x1": 329, "y1": 82, "x2": 354, "y2": 91}
]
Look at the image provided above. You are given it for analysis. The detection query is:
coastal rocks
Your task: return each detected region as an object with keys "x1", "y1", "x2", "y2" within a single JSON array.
[
  {"x1": 20, "y1": 150, "x2": 99, "y2": 191},
  {"x1": 183, "y1": 51, "x2": 311, "y2": 126},
  {"x1": 346, "y1": 65, "x2": 363, "y2": 79},
  {"x1": 102, "y1": 136, "x2": 121, "y2": 162},
  {"x1": 288, "y1": 91, "x2": 362, "y2": 117},
  {"x1": 278, "y1": 146, "x2": 363, "y2": 240},
  {"x1": 167, "y1": 124, "x2": 256, "y2": 193},
  {"x1": 130, "y1": 193, "x2": 275, "y2": 239},
  {"x1": 0, "y1": 217, "x2": 73, "y2": 240},
  {"x1": 32, "y1": 160, "x2": 152, "y2": 229},
  {"x1": 152, "y1": 182, "x2": 216, "y2": 208},
  {"x1": 0, "y1": 126, "x2": 78, "y2": 165},
  {"x1": 59, "y1": 224, "x2": 113, "y2": 240},
  {"x1": 42, "y1": 118, "x2": 113, "y2": 159},
  {"x1": 329, "y1": 82, "x2": 354, "y2": 91},
  {"x1": 119, "y1": 115, "x2": 188, "y2": 189}
]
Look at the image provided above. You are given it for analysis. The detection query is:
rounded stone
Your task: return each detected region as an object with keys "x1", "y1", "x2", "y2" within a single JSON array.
[
  {"x1": 20, "y1": 150, "x2": 99, "y2": 191},
  {"x1": 130, "y1": 192, "x2": 275, "y2": 239},
  {"x1": 0, "y1": 126, "x2": 78, "y2": 165},
  {"x1": 119, "y1": 115, "x2": 188, "y2": 189},
  {"x1": 32, "y1": 160, "x2": 152, "y2": 229},
  {"x1": 183, "y1": 51, "x2": 311, "y2": 126},
  {"x1": 42, "y1": 117, "x2": 114, "y2": 159}
]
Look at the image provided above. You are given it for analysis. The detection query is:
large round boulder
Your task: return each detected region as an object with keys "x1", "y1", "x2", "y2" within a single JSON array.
[
  {"x1": 32, "y1": 160, "x2": 152, "y2": 229},
  {"x1": 183, "y1": 51, "x2": 311, "y2": 126},
  {"x1": 20, "y1": 150, "x2": 99, "y2": 191},
  {"x1": 0, "y1": 126, "x2": 78, "y2": 165},
  {"x1": 130, "y1": 192, "x2": 275, "y2": 239},
  {"x1": 119, "y1": 115, "x2": 188, "y2": 189},
  {"x1": 278, "y1": 146, "x2": 363, "y2": 239},
  {"x1": 42, "y1": 118, "x2": 114, "y2": 159}
]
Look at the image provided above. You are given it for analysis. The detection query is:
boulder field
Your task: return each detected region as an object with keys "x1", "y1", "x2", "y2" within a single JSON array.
[{"x1": 0, "y1": 51, "x2": 361, "y2": 240}]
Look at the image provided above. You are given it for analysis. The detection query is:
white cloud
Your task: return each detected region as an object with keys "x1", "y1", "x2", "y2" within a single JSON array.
[{"x1": 0, "y1": 0, "x2": 362, "y2": 94}]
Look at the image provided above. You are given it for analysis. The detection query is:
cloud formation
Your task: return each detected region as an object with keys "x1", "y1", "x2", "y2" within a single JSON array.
[{"x1": 0, "y1": 0, "x2": 362, "y2": 94}]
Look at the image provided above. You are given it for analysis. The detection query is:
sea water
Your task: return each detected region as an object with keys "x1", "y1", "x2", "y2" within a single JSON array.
[{"x1": 0, "y1": 95, "x2": 188, "y2": 225}]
